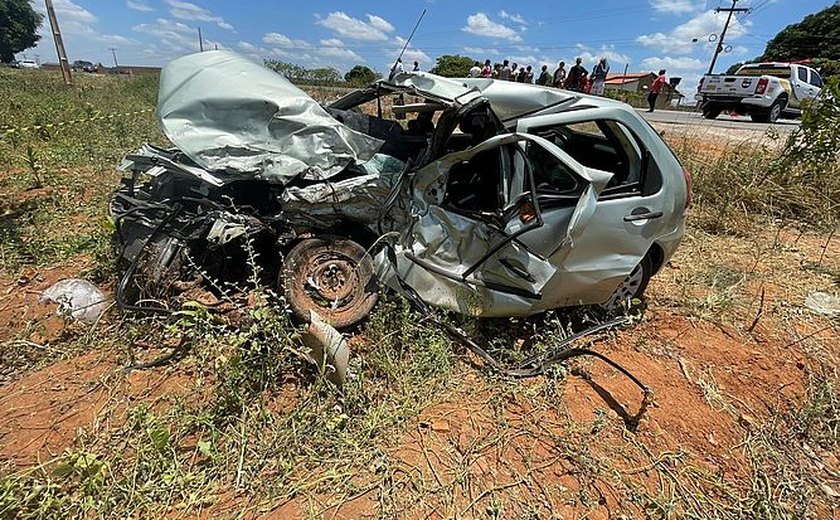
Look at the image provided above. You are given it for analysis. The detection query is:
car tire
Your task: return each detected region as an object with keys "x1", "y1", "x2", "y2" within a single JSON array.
[
  {"x1": 280, "y1": 236, "x2": 378, "y2": 329},
  {"x1": 702, "y1": 105, "x2": 722, "y2": 120},
  {"x1": 751, "y1": 97, "x2": 785, "y2": 123},
  {"x1": 601, "y1": 255, "x2": 653, "y2": 310}
]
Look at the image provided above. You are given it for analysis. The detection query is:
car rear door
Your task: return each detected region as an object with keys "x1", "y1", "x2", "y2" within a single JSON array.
[
  {"x1": 389, "y1": 133, "x2": 609, "y2": 317},
  {"x1": 514, "y1": 107, "x2": 672, "y2": 307}
]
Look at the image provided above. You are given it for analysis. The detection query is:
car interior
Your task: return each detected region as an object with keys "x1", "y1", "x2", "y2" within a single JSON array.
[{"x1": 533, "y1": 120, "x2": 644, "y2": 191}]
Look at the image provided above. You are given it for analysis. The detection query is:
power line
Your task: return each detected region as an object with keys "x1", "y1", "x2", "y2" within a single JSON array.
[{"x1": 707, "y1": 0, "x2": 751, "y2": 74}]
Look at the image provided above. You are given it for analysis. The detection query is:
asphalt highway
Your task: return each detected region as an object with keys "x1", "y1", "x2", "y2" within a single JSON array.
[{"x1": 638, "y1": 109, "x2": 799, "y2": 134}]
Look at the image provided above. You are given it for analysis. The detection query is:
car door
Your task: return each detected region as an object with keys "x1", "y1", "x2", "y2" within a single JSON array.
[
  {"x1": 790, "y1": 66, "x2": 813, "y2": 109},
  {"x1": 387, "y1": 133, "x2": 610, "y2": 317},
  {"x1": 515, "y1": 107, "x2": 671, "y2": 308},
  {"x1": 806, "y1": 69, "x2": 823, "y2": 100}
]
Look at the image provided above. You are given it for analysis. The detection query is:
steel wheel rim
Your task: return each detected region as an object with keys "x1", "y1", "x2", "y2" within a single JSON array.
[{"x1": 606, "y1": 263, "x2": 645, "y2": 309}]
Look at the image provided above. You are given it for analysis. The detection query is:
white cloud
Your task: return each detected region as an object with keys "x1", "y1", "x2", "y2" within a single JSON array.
[
  {"x1": 366, "y1": 14, "x2": 395, "y2": 33},
  {"x1": 126, "y1": 0, "x2": 154, "y2": 12},
  {"x1": 390, "y1": 36, "x2": 430, "y2": 67},
  {"x1": 574, "y1": 44, "x2": 631, "y2": 67},
  {"x1": 649, "y1": 0, "x2": 704, "y2": 14},
  {"x1": 637, "y1": 10, "x2": 751, "y2": 54},
  {"x1": 262, "y1": 32, "x2": 311, "y2": 49},
  {"x1": 133, "y1": 17, "x2": 201, "y2": 54},
  {"x1": 34, "y1": 0, "x2": 97, "y2": 35},
  {"x1": 316, "y1": 12, "x2": 395, "y2": 41},
  {"x1": 317, "y1": 37, "x2": 363, "y2": 61},
  {"x1": 463, "y1": 46, "x2": 500, "y2": 57},
  {"x1": 499, "y1": 10, "x2": 527, "y2": 25},
  {"x1": 164, "y1": 0, "x2": 234, "y2": 31},
  {"x1": 642, "y1": 56, "x2": 705, "y2": 70},
  {"x1": 462, "y1": 13, "x2": 522, "y2": 42}
]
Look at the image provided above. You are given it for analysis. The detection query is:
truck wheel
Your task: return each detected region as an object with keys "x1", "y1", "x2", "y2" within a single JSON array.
[
  {"x1": 702, "y1": 105, "x2": 722, "y2": 120},
  {"x1": 751, "y1": 98, "x2": 785, "y2": 123},
  {"x1": 281, "y1": 236, "x2": 378, "y2": 329}
]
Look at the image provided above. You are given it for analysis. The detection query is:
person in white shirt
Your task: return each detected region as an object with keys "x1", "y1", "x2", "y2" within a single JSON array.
[
  {"x1": 388, "y1": 58, "x2": 404, "y2": 81},
  {"x1": 469, "y1": 61, "x2": 481, "y2": 77}
]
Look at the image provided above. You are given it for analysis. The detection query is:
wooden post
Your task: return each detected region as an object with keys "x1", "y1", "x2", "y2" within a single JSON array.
[{"x1": 44, "y1": 0, "x2": 72, "y2": 85}]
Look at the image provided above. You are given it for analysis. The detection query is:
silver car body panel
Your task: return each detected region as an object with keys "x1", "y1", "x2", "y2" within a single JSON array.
[
  {"x1": 377, "y1": 132, "x2": 616, "y2": 317},
  {"x1": 157, "y1": 50, "x2": 383, "y2": 185}
]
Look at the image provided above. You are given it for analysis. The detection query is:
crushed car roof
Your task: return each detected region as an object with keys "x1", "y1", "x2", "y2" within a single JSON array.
[{"x1": 156, "y1": 50, "x2": 383, "y2": 184}]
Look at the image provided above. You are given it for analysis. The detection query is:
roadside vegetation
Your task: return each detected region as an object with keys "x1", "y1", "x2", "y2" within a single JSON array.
[{"x1": 0, "y1": 68, "x2": 837, "y2": 518}]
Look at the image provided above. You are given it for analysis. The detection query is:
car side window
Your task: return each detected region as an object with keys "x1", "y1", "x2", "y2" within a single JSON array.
[
  {"x1": 809, "y1": 70, "x2": 823, "y2": 88},
  {"x1": 532, "y1": 120, "x2": 645, "y2": 196},
  {"x1": 797, "y1": 66, "x2": 808, "y2": 83}
]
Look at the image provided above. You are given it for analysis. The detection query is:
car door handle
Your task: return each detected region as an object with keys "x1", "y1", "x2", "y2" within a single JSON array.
[{"x1": 624, "y1": 211, "x2": 663, "y2": 222}]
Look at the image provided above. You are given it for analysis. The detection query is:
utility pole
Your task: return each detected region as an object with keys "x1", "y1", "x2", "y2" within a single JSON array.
[
  {"x1": 109, "y1": 47, "x2": 119, "y2": 68},
  {"x1": 198, "y1": 27, "x2": 204, "y2": 52},
  {"x1": 707, "y1": 0, "x2": 750, "y2": 74},
  {"x1": 44, "y1": 0, "x2": 72, "y2": 85}
]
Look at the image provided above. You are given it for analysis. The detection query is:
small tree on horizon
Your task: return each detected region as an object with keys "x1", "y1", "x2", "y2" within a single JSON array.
[
  {"x1": 429, "y1": 55, "x2": 476, "y2": 78},
  {"x1": 0, "y1": 0, "x2": 43, "y2": 63},
  {"x1": 344, "y1": 65, "x2": 379, "y2": 86}
]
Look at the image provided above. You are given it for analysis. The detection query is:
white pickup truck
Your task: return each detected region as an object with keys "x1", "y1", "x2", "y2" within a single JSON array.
[{"x1": 696, "y1": 62, "x2": 822, "y2": 123}]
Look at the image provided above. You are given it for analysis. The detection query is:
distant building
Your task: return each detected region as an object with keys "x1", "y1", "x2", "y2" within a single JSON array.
[{"x1": 604, "y1": 72, "x2": 684, "y2": 108}]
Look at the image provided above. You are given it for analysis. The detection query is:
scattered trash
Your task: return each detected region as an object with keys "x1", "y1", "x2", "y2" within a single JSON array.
[
  {"x1": 39, "y1": 279, "x2": 108, "y2": 324},
  {"x1": 300, "y1": 310, "x2": 350, "y2": 386},
  {"x1": 804, "y1": 292, "x2": 840, "y2": 317}
]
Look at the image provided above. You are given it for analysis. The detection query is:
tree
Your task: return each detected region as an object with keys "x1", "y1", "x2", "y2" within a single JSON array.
[
  {"x1": 725, "y1": 62, "x2": 744, "y2": 75},
  {"x1": 344, "y1": 65, "x2": 378, "y2": 86},
  {"x1": 0, "y1": 0, "x2": 43, "y2": 63},
  {"x1": 429, "y1": 55, "x2": 476, "y2": 78},
  {"x1": 264, "y1": 60, "x2": 341, "y2": 85},
  {"x1": 758, "y1": 4, "x2": 840, "y2": 63}
]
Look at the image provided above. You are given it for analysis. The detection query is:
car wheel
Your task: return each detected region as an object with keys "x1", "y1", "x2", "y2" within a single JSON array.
[
  {"x1": 702, "y1": 105, "x2": 722, "y2": 119},
  {"x1": 281, "y1": 236, "x2": 378, "y2": 329},
  {"x1": 767, "y1": 98, "x2": 784, "y2": 123},
  {"x1": 751, "y1": 98, "x2": 785, "y2": 123},
  {"x1": 601, "y1": 255, "x2": 653, "y2": 310}
]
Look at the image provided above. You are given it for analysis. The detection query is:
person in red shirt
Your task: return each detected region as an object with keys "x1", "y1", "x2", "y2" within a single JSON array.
[{"x1": 647, "y1": 69, "x2": 667, "y2": 112}]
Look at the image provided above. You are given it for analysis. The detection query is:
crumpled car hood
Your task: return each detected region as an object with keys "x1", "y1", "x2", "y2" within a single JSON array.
[{"x1": 157, "y1": 50, "x2": 384, "y2": 184}]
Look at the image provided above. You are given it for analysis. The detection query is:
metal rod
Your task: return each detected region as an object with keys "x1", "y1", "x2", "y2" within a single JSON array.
[{"x1": 392, "y1": 8, "x2": 427, "y2": 72}]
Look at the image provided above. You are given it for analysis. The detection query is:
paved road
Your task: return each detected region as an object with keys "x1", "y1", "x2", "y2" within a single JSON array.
[{"x1": 637, "y1": 109, "x2": 799, "y2": 134}]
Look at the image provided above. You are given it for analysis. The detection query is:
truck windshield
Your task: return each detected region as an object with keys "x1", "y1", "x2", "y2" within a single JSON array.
[{"x1": 736, "y1": 66, "x2": 790, "y2": 79}]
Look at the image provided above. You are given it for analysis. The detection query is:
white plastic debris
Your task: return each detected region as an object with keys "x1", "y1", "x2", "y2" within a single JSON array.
[
  {"x1": 39, "y1": 279, "x2": 108, "y2": 324},
  {"x1": 301, "y1": 310, "x2": 350, "y2": 386},
  {"x1": 804, "y1": 292, "x2": 840, "y2": 317}
]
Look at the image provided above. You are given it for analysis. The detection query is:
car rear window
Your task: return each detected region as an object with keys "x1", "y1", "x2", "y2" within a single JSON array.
[{"x1": 737, "y1": 66, "x2": 790, "y2": 79}]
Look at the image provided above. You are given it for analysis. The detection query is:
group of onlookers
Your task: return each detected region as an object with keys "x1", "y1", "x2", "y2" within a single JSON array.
[
  {"x1": 468, "y1": 56, "x2": 612, "y2": 95},
  {"x1": 467, "y1": 56, "x2": 669, "y2": 112}
]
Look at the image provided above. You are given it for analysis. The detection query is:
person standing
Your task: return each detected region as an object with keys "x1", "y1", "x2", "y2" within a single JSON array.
[
  {"x1": 566, "y1": 58, "x2": 588, "y2": 92},
  {"x1": 481, "y1": 59, "x2": 492, "y2": 77},
  {"x1": 537, "y1": 64, "x2": 551, "y2": 86},
  {"x1": 553, "y1": 61, "x2": 566, "y2": 88},
  {"x1": 469, "y1": 61, "x2": 482, "y2": 77},
  {"x1": 524, "y1": 65, "x2": 534, "y2": 83},
  {"x1": 388, "y1": 58, "x2": 404, "y2": 81},
  {"x1": 591, "y1": 58, "x2": 609, "y2": 96},
  {"x1": 647, "y1": 69, "x2": 667, "y2": 112},
  {"x1": 499, "y1": 60, "x2": 511, "y2": 80},
  {"x1": 412, "y1": 61, "x2": 420, "y2": 72}
]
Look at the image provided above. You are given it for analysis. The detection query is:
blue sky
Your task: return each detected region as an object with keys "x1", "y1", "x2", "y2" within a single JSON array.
[{"x1": 21, "y1": 0, "x2": 833, "y2": 89}]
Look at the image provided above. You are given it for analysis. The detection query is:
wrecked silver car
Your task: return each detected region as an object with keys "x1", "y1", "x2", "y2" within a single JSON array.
[{"x1": 111, "y1": 50, "x2": 689, "y2": 330}]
